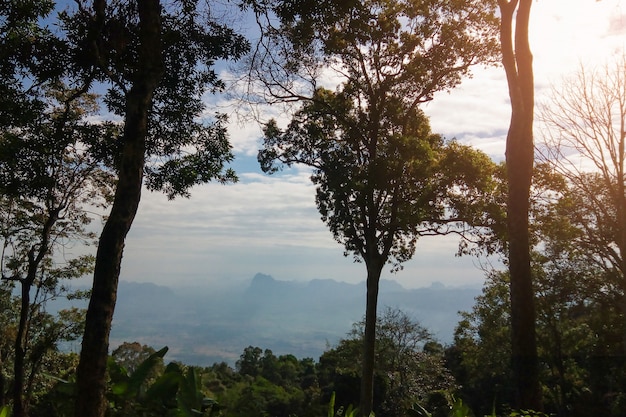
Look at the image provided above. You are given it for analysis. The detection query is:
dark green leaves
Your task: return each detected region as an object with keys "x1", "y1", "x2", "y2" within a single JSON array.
[
  {"x1": 145, "y1": 114, "x2": 238, "y2": 199},
  {"x1": 60, "y1": 0, "x2": 250, "y2": 198},
  {"x1": 260, "y1": 86, "x2": 498, "y2": 268}
]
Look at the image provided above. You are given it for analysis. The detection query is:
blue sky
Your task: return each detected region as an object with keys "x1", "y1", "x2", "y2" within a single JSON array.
[{"x1": 109, "y1": 0, "x2": 626, "y2": 290}]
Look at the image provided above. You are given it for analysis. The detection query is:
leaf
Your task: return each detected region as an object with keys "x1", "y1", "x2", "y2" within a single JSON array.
[
  {"x1": 125, "y1": 346, "x2": 168, "y2": 397},
  {"x1": 111, "y1": 381, "x2": 129, "y2": 396},
  {"x1": 176, "y1": 367, "x2": 204, "y2": 417},
  {"x1": 408, "y1": 403, "x2": 432, "y2": 417},
  {"x1": 328, "y1": 392, "x2": 336, "y2": 417},
  {"x1": 144, "y1": 370, "x2": 181, "y2": 403},
  {"x1": 450, "y1": 397, "x2": 473, "y2": 417}
]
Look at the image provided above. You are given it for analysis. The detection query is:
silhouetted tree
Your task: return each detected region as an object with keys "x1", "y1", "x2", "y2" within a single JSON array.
[
  {"x1": 252, "y1": 2, "x2": 500, "y2": 413},
  {"x1": 55, "y1": 1, "x2": 250, "y2": 415},
  {"x1": 497, "y1": 0, "x2": 542, "y2": 410},
  {"x1": 246, "y1": 0, "x2": 497, "y2": 415}
]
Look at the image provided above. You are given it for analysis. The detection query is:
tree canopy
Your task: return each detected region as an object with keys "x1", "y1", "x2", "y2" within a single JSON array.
[
  {"x1": 253, "y1": 1, "x2": 501, "y2": 413},
  {"x1": 1, "y1": 1, "x2": 250, "y2": 416}
]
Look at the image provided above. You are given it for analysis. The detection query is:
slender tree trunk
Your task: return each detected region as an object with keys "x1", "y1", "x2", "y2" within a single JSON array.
[
  {"x1": 13, "y1": 210, "x2": 57, "y2": 417},
  {"x1": 621, "y1": 279, "x2": 626, "y2": 354},
  {"x1": 0, "y1": 368, "x2": 5, "y2": 407},
  {"x1": 498, "y1": 0, "x2": 542, "y2": 410},
  {"x1": 12, "y1": 281, "x2": 30, "y2": 417},
  {"x1": 359, "y1": 257, "x2": 383, "y2": 417},
  {"x1": 73, "y1": 2, "x2": 163, "y2": 416},
  {"x1": 618, "y1": 120, "x2": 626, "y2": 356}
]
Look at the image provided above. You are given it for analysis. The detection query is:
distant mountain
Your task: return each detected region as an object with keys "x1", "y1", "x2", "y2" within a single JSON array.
[{"x1": 101, "y1": 273, "x2": 481, "y2": 367}]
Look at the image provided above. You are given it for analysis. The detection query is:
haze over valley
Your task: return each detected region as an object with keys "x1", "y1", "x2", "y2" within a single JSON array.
[{"x1": 83, "y1": 273, "x2": 484, "y2": 366}]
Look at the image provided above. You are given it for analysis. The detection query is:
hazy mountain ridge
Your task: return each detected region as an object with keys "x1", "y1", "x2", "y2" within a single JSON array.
[{"x1": 61, "y1": 274, "x2": 481, "y2": 366}]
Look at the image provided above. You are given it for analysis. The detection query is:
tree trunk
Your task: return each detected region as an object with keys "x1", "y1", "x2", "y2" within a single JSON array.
[
  {"x1": 12, "y1": 281, "x2": 30, "y2": 417},
  {"x1": 0, "y1": 368, "x2": 5, "y2": 407},
  {"x1": 13, "y1": 211, "x2": 57, "y2": 417},
  {"x1": 617, "y1": 112, "x2": 626, "y2": 357},
  {"x1": 73, "y1": 2, "x2": 163, "y2": 416},
  {"x1": 498, "y1": 0, "x2": 542, "y2": 411},
  {"x1": 359, "y1": 257, "x2": 383, "y2": 417}
]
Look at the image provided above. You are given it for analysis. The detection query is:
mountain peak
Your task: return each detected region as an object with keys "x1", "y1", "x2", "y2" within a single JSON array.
[{"x1": 252, "y1": 273, "x2": 275, "y2": 284}]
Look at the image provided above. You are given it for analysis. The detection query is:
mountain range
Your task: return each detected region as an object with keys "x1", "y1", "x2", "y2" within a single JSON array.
[{"x1": 80, "y1": 273, "x2": 483, "y2": 366}]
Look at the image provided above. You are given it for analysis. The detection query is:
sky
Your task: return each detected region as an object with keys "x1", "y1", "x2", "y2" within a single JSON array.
[{"x1": 114, "y1": 0, "x2": 626, "y2": 290}]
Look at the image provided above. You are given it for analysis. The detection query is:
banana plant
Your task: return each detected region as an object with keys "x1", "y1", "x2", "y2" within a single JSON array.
[
  {"x1": 327, "y1": 392, "x2": 374, "y2": 417},
  {"x1": 109, "y1": 346, "x2": 219, "y2": 417},
  {"x1": 408, "y1": 392, "x2": 473, "y2": 417}
]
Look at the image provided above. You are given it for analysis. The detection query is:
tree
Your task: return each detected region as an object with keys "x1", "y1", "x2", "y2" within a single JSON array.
[
  {"x1": 236, "y1": 346, "x2": 263, "y2": 378},
  {"x1": 497, "y1": 0, "x2": 541, "y2": 410},
  {"x1": 261, "y1": 99, "x2": 497, "y2": 415},
  {"x1": 54, "y1": 2, "x2": 250, "y2": 416},
  {"x1": 450, "y1": 164, "x2": 626, "y2": 416},
  {"x1": 0, "y1": 80, "x2": 116, "y2": 417},
  {"x1": 318, "y1": 308, "x2": 454, "y2": 417},
  {"x1": 537, "y1": 54, "x2": 626, "y2": 355},
  {"x1": 111, "y1": 342, "x2": 161, "y2": 376},
  {"x1": 252, "y1": 4, "x2": 501, "y2": 414},
  {"x1": 228, "y1": 347, "x2": 317, "y2": 417},
  {"x1": 0, "y1": 0, "x2": 66, "y2": 129},
  {"x1": 0, "y1": 278, "x2": 88, "y2": 416},
  {"x1": 453, "y1": 263, "x2": 622, "y2": 417},
  {"x1": 449, "y1": 271, "x2": 513, "y2": 415}
]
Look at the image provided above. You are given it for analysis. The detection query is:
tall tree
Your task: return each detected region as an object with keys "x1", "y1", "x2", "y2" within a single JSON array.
[
  {"x1": 70, "y1": 2, "x2": 164, "y2": 415},
  {"x1": 538, "y1": 55, "x2": 626, "y2": 355},
  {"x1": 497, "y1": 0, "x2": 542, "y2": 410},
  {"x1": 0, "y1": 3, "x2": 111, "y2": 414},
  {"x1": 0, "y1": 76, "x2": 115, "y2": 417},
  {"x1": 260, "y1": 96, "x2": 497, "y2": 416},
  {"x1": 450, "y1": 163, "x2": 626, "y2": 416},
  {"x1": 55, "y1": 1, "x2": 248, "y2": 416},
  {"x1": 252, "y1": 2, "x2": 500, "y2": 415}
]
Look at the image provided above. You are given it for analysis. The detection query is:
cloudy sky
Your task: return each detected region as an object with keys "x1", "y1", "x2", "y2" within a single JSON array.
[{"x1": 116, "y1": 0, "x2": 626, "y2": 290}]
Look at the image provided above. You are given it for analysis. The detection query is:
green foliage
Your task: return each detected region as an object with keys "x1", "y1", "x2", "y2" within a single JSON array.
[
  {"x1": 261, "y1": 88, "x2": 499, "y2": 269},
  {"x1": 507, "y1": 411, "x2": 550, "y2": 417},
  {"x1": 220, "y1": 346, "x2": 322, "y2": 417},
  {"x1": 110, "y1": 346, "x2": 168, "y2": 401},
  {"x1": 446, "y1": 162, "x2": 626, "y2": 415},
  {"x1": 409, "y1": 393, "x2": 554, "y2": 417},
  {"x1": 409, "y1": 392, "x2": 475, "y2": 417},
  {"x1": 326, "y1": 392, "x2": 373, "y2": 417},
  {"x1": 107, "y1": 346, "x2": 220, "y2": 417},
  {"x1": 0, "y1": 0, "x2": 65, "y2": 127},
  {"x1": 409, "y1": 403, "x2": 433, "y2": 417},
  {"x1": 111, "y1": 342, "x2": 161, "y2": 377},
  {"x1": 318, "y1": 308, "x2": 454, "y2": 417},
  {"x1": 0, "y1": 278, "x2": 87, "y2": 414},
  {"x1": 59, "y1": 0, "x2": 249, "y2": 199},
  {"x1": 0, "y1": 79, "x2": 112, "y2": 416},
  {"x1": 41, "y1": 345, "x2": 218, "y2": 417},
  {"x1": 247, "y1": 0, "x2": 500, "y2": 106},
  {"x1": 256, "y1": 0, "x2": 502, "y2": 271},
  {"x1": 451, "y1": 264, "x2": 625, "y2": 416}
]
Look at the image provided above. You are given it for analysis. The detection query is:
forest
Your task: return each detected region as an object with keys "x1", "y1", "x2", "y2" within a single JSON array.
[{"x1": 1, "y1": 0, "x2": 625, "y2": 416}]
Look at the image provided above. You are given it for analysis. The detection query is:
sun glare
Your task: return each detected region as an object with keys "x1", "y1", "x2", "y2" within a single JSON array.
[{"x1": 530, "y1": 0, "x2": 625, "y2": 79}]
